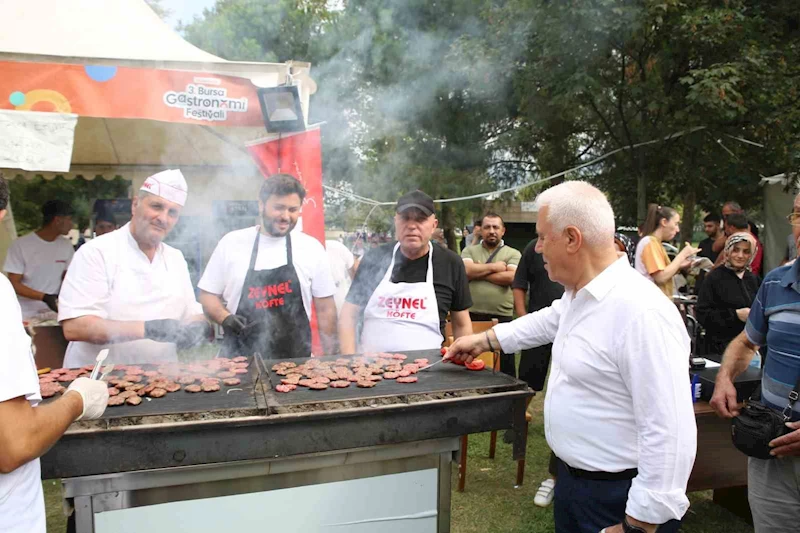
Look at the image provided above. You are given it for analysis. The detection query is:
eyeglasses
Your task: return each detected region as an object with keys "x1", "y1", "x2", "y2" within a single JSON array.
[{"x1": 786, "y1": 212, "x2": 800, "y2": 226}]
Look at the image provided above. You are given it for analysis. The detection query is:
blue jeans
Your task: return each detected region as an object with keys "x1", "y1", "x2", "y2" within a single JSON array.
[{"x1": 554, "y1": 459, "x2": 682, "y2": 533}]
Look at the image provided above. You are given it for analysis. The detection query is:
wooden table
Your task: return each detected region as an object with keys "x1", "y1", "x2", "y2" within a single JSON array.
[{"x1": 689, "y1": 401, "x2": 752, "y2": 524}]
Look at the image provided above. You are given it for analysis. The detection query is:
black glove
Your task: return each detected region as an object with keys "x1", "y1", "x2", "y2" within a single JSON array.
[
  {"x1": 42, "y1": 294, "x2": 58, "y2": 312},
  {"x1": 222, "y1": 314, "x2": 248, "y2": 337},
  {"x1": 144, "y1": 319, "x2": 184, "y2": 343},
  {"x1": 176, "y1": 321, "x2": 214, "y2": 349}
]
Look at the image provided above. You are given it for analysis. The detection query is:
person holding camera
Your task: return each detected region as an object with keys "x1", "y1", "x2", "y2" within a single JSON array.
[{"x1": 711, "y1": 194, "x2": 800, "y2": 533}]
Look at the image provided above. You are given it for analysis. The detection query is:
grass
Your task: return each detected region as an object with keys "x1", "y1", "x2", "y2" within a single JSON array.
[{"x1": 40, "y1": 384, "x2": 753, "y2": 532}]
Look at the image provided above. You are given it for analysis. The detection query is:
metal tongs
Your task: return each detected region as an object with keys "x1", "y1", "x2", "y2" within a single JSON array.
[{"x1": 89, "y1": 349, "x2": 111, "y2": 380}]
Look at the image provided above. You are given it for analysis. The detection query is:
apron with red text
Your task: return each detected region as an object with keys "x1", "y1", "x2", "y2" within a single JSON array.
[
  {"x1": 360, "y1": 242, "x2": 443, "y2": 352},
  {"x1": 230, "y1": 231, "x2": 311, "y2": 359}
]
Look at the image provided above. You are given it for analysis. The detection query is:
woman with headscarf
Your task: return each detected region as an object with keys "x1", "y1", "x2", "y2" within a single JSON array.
[{"x1": 696, "y1": 232, "x2": 761, "y2": 355}]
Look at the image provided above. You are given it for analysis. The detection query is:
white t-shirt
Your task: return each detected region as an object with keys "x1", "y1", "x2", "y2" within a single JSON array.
[
  {"x1": 0, "y1": 274, "x2": 46, "y2": 533},
  {"x1": 3, "y1": 232, "x2": 74, "y2": 319},
  {"x1": 58, "y1": 224, "x2": 203, "y2": 367},
  {"x1": 199, "y1": 227, "x2": 335, "y2": 318},
  {"x1": 325, "y1": 240, "x2": 355, "y2": 314},
  {"x1": 634, "y1": 236, "x2": 654, "y2": 281}
]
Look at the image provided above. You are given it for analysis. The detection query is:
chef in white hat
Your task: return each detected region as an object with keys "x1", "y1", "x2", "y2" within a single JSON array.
[{"x1": 58, "y1": 169, "x2": 211, "y2": 367}]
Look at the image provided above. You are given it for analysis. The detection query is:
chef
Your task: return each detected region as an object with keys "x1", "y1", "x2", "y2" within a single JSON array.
[
  {"x1": 58, "y1": 169, "x2": 210, "y2": 367},
  {"x1": 339, "y1": 190, "x2": 473, "y2": 353},
  {"x1": 198, "y1": 174, "x2": 338, "y2": 358},
  {"x1": 0, "y1": 177, "x2": 108, "y2": 533},
  {"x1": 4, "y1": 199, "x2": 74, "y2": 317}
]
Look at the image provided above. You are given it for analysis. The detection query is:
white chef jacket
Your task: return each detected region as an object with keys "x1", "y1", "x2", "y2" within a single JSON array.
[
  {"x1": 0, "y1": 273, "x2": 46, "y2": 533},
  {"x1": 198, "y1": 226, "x2": 335, "y2": 318},
  {"x1": 494, "y1": 256, "x2": 697, "y2": 525},
  {"x1": 58, "y1": 224, "x2": 202, "y2": 367},
  {"x1": 3, "y1": 232, "x2": 74, "y2": 318}
]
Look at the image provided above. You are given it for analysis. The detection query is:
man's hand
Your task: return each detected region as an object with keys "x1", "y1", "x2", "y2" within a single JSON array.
[
  {"x1": 42, "y1": 294, "x2": 58, "y2": 312},
  {"x1": 736, "y1": 308, "x2": 750, "y2": 322},
  {"x1": 710, "y1": 373, "x2": 740, "y2": 418},
  {"x1": 491, "y1": 262, "x2": 507, "y2": 273},
  {"x1": 222, "y1": 314, "x2": 248, "y2": 337},
  {"x1": 769, "y1": 421, "x2": 800, "y2": 457},
  {"x1": 444, "y1": 332, "x2": 492, "y2": 364},
  {"x1": 65, "y1": 378, "x2": 109, "y2": 420}
]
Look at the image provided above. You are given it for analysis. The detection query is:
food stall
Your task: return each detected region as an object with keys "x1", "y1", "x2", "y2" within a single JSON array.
[{"x1": 40, "y1": 350, "x2": 532, "y2": 532}]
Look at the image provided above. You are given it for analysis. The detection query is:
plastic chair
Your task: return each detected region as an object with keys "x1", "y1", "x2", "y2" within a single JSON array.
[{"x1": 444, "y1": 320, "x2": 526, "y2": 491}]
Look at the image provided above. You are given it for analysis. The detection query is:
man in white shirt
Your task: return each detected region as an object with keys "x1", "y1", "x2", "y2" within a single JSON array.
[
  {"x1": 446, "y1": 181, "x2": 696, "y2": 533},
  {"x1": 325, "y1": 239, "x2": 356, "y2": 314},
  {"x1": 199, "y1": 174, "x2": 338, "y2": 358},
  {"x1": 58, "y1": 170, "x2": 210, "y2": 367},
  {"x1": 4, "y1": 199, "x2": 74, "y2": 318},
  {"x1": 0, "y1": 177, "x2": 108, "y2": 533}
]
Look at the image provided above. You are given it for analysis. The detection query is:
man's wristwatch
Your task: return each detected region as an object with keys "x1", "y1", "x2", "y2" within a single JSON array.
[{"x1": 622, "y1": 518, "x2": 650, "y2": 533}]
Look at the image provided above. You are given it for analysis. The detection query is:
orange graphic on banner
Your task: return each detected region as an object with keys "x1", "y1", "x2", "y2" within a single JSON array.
[{"x1": 0, "y1": 60, "x2": 265, "y2": 127}]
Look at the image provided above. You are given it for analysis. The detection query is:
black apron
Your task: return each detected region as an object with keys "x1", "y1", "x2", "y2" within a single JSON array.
[{"x1": 228, "y1": 231, "x2": 311, "y2": 359}]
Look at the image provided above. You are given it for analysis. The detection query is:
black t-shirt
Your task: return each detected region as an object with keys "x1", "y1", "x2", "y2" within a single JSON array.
[
  {"x1": 698, "y1": 237, "x2": 720, "y2": 263},
  {"x1": 512, "y1": 239, "x2": 564, "y2": 312},
  {"x1": 346, "y1": 242, "x2": 473, "y2": 332}
]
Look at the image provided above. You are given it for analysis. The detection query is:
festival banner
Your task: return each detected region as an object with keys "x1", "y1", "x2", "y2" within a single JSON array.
[{"x1": 0, "y1": 60, "x2": 265, "y2": 127}]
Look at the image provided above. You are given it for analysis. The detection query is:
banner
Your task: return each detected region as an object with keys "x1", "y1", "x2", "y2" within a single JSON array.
[
  {"x1": 0, "y1": 61, "x2": 264, "y2": 127},
  {"x1": 246, "y1": 128, "x2": 327, "y2": 354}
]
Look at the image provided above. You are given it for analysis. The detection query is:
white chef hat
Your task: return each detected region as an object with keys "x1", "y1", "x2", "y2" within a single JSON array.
[{"x1": 139, "y1": 169, "x2": 188, "y2": 206}]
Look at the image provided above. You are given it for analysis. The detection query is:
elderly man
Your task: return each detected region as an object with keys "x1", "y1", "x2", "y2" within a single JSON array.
[
  {"x1": 340, "y1": 190, "x2": 472, "y2": 353},
  {"x1": 4, "y1": 199, "x2": 74, "y2": 317},
  {"x1": 446, "y1": 181, "x2": 696, "y2": 533},
  {"x1": 58, "y1": 169, "x2": 210, "y2": 367},
  {"x1": 0, "y1": 177, "x2": 108, "y2": 533},
  {"x1": 710, "y1": 192, "x2": 800, "y2": 533}
]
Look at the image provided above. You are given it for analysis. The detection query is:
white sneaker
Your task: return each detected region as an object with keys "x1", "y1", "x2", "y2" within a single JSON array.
[{"x1": 534, "y1": 478, "x2": 556, "y2": 507}]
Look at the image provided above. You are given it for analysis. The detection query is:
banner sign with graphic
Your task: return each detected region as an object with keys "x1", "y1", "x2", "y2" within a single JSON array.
[{"x1": 0, "y1": 61, "x2": 264, "y2": 127}]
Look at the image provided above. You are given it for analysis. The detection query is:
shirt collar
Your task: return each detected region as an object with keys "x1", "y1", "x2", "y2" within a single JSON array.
[
  {"x1": 581, "y1": 255, "x2": 630, "y2": 301},
  {"x1": 124, "y1": 222, "x2": 163, "y2": 261},
  {"x1": 780, "y1": 259, "x2": 800, "y2": 290}
]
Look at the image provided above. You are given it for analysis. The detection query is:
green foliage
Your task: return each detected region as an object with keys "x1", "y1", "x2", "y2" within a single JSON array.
[
  {"x1": 181, "y1": 0, "x2": 800, "y2": 232},
  {"x1": 7, "y1": 176, "x2": 130, "y2": 235}
]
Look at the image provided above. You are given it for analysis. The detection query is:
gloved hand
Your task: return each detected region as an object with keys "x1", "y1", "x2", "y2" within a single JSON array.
[
  {"x1": 222, "y1": 314, "x2": 248, "y2": 337},
  {"x1": 42, "y1": 294, "x2": 58, "y2": 312},
  {"x1": 66, "y1": 377, "x2": 109, "y2": 421},
  {"x1": 176, "y1": 321, "x2": 214, "y2": 349},
  {"x1": 144, "y1": 319, "x2": 184, "y2": 343}
]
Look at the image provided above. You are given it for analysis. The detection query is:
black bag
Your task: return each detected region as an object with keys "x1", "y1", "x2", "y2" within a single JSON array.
[{"x1": 731, "y1": 374, "x2": 800, "y2": 460}]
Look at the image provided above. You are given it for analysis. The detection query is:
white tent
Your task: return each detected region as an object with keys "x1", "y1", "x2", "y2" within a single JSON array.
[{"x1": 0, "y1": 0, "x2": 317, "y2": 263}]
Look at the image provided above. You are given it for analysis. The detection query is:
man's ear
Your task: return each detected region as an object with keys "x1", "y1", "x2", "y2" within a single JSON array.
[
  {"x1": 0, "y1": 209, "x2": 6, "y2": 223},
  {"x1": 564, "y1": 226, "x2": 583, "y2": 254}
]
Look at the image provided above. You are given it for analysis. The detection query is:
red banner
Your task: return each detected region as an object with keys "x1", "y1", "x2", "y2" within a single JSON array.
[{"x1": 246, "y1": 128, "x2": 326, "y2": 354}]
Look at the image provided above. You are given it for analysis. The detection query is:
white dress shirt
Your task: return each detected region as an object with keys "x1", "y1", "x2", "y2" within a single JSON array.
[{"x1": 494, "y1": 256, "x2": 697, "y2": 524}]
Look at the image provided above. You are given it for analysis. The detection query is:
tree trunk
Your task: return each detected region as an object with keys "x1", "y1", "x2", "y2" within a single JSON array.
[
  {"x1": 637, "y1": 173, "x2": 647, "y2": 226},
  {"x1": 681, "y1": 187, "x2": 696, "y2": 246},
  {"x1": 441, "y1": 202, "x2": 458, "y2": 253}
]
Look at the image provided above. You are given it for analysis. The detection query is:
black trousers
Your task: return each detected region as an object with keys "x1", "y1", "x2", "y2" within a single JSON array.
[
  {"x1": 519, "y1": 344, "x2": 553, "y2": 391},
  {"x1": 554, "y1": 458, "x2": 682, "y2": 533},
  {"x1": 469, "y1": 312, "x2": 515, "y2": 376}
]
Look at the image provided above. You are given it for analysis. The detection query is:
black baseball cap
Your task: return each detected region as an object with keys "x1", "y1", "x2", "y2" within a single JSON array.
[{"x1": 396, "y1": 190, "x2": 435, "y2": 217}]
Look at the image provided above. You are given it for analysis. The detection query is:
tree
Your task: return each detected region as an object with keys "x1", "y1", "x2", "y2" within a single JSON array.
[{"x1": 6, "y1": 176, "x2": 131, "y2": 235}]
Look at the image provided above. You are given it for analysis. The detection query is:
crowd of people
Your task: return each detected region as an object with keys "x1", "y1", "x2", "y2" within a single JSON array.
[{"x1": 2, "y1": 171, "x2": 799, "y2": 533}]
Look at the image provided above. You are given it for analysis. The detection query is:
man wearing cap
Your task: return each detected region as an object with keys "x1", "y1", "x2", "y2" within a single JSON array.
[
  {"x1": 94, "y1": 210, "x2": 118, "y2": 237},
  {"x1": 199, "y1": 174, "x2": 338, "y2": 358},
  {"x1": 339, "y1": 190, "x2": 473, "y2": 353},
  {"x1": 0, "y1": 177, "x2": 109, "y2": 533},
  {"x1": 58, "y1": 169, "x2": 210, "y2": 367},
  {"x1": 4, "y1": 199, "x2": 75, "y2": 318}
]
